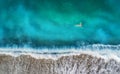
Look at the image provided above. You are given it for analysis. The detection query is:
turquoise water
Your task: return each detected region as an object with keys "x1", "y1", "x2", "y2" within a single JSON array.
[{"x1": 0, "y1": 0, "x2": 120, "y2": 47}]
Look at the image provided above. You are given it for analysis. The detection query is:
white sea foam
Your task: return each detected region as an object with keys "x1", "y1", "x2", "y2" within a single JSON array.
[{"x1": 0, "y1": 44, "x2": 120, "y2": 61}]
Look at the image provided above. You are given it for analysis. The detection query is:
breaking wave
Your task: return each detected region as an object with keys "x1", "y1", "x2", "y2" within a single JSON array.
[
  {"x1": 0, "y1": 44, "x2": 120, "y2": 60},
  {"x1": 0, "y1": 44, "x2": 120, "y2": 74}
]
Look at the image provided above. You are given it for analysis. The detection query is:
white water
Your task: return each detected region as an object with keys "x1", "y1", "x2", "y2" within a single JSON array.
[{"x1": 0, "y1": 44, "x2": 120, "y2": 61}]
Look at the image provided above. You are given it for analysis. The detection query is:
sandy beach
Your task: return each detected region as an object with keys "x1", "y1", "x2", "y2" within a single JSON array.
[{"x1": 0, "y1": 53, "x2": 119, "y2": 74}]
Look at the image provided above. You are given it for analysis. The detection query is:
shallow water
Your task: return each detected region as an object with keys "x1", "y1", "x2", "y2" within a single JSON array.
[{"x1": 0, "y1": 0, "x2": 120, "y2": 47}]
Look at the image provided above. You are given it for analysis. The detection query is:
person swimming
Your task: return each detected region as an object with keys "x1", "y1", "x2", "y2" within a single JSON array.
[{"x1": 75, "y1": 22, "x2": 82, "y2": 27}]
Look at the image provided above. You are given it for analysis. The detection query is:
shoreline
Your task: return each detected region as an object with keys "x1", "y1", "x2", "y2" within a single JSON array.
[{"x1": 0, "y1": 49, "x2": 120, "y2": 62}]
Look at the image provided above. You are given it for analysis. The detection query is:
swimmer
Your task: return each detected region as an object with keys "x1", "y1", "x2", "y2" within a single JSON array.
[{"x1": 75, "y1": 22, "x2": 82, "y2": 27}]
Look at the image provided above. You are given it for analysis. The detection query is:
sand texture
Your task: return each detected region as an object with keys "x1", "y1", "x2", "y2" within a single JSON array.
[{"x1": 0, "y1": 54, "x2": 119, "y2": 74}]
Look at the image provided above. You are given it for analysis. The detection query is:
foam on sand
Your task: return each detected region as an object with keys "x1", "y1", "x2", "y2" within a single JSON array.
[
  {"x1": 0, "y1": 44, "x2": 120, "y2": 74},
  {"x1": 0, "y1": 44, "x2": 120, "y2": 61}
]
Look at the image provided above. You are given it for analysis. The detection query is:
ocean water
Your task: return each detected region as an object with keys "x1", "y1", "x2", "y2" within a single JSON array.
[
  {"x1": 0, "y1": 0, "x2": 120, "y2": 74},
  {"x1": 0, "y1": 0, "x2": 120, "y2": 47}
]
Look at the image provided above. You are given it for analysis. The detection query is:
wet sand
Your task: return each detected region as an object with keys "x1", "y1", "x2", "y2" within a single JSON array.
[{"x1": 0, "y1": 54, "x2": 119, "y2": 74}]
